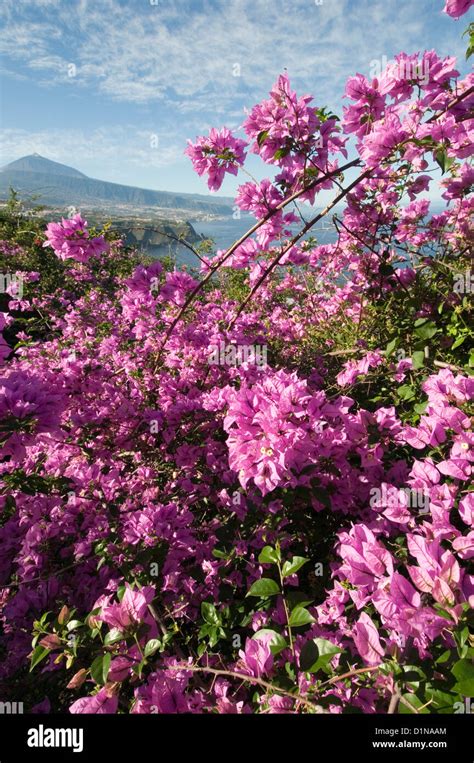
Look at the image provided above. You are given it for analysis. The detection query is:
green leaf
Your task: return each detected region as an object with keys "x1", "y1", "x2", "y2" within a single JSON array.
[
  {"x1": 208, "y1": 626, "x2": 219, "y2": 648},
  {"x1": 253, "y1": 629, "x2": 287, "y2": 656},
  {"x1": 399, "y1": 693, "x2": 430, "y2": 714},
  {"x1": 386, "y1": 338, "x2": 398, "y2": 357},
  {"x1": 282, "y1": 556, "x2": 309, "y2": 578},
  {"x1": 451, "y1": 335, "x2": 466, "y2": 350},
  {"x1": 452, "y1": 658, "x2": 474, "y2": 697},
  {"x1": 465, "y1": 23, "x2": 474, "y2": 59},
  {"x1": 316, "y1": 107, "x2": 339, "y2": 123},
  {"x1": 285, "y1": 660, "x2": 296, "y2": 681},
  {"x1": 90, "y1": 653, "x2": 111, "y2": 686},
  {"x1": 427, "y1": 688, "x2": 461, "y2": 713},
  {"x1": 299, "y1": 639, "x2": 320, "y2": 672},
  {"x1": 413, "y1": 401, "x2": 428, "y2": 414},
  {"x1": 411, "y1": 351, "x2": 425, "y2": 369},
  {"x1": 287, "y1": 592, "x2": 313, "y2": 610},
  {"x1": 212, "y1": 548, "x2": 228, "y2": 559},
  {"x1": 402, "y1": 664, "x2": 426, "y2": 690},
  {"x1": 104, "y1": 628, "x2": 124, "y2": 646},
  {"x1": 144, "y1": 639, "x2": 161, "y2": 658},
  {"x1": 66, "y1": 620, "x2": 83, "y2": 632},
  {"x1": 116, "y1": 585, "x2": 126, "y2": 602},
  {"x1": 434, "y1": 147, "x2": 454, "y2": 174},
  {"x1": 288, "y1": 606, "x2": 315, "y2": 628},
  {"x1": 300, "y1": 637, "x2": 342, "y2": 673},
  {"x1": 198, "y1": 623, "x2": 211, "y2": 639},
  {"x1": 201, "y1": 602, "x2": 220, "y2": 625},
  {"x1": 274, "y1": 147, "x2": 290, "y2": 160},
  {"x1": 433, "y1": 604, "x2": 455, "y2": 621},
  {"x1": 435, "y1": 649, "x2": 451, "y2": 665},
  {"x1": 246, "y1": 578, "x2": 280, "y2": 598},
  {"x1": 457, "y1": 625, "x2": 470, "y2": 648},
  {"x1": 397, "y1": 384, "x2": 415, "y2": 401},
  {"x1": 257, "y1": 130, "x2": 269, "y2": 146},
  {"x1": 435, "y1": 147, "x2": 448, "y2": 173},
  {"x1": 30, "y1": 645, "x2": 51, "y2": 672},
  {"x1": 414, "y1": 320, "x2": 437, "y2": 340},
  {"x1": 258, "y1": 546, "x2": 280, "y2": 565}
]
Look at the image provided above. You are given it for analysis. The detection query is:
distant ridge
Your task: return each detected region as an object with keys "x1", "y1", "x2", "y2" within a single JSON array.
[
  {"x1": 0, "y1": 154, "x2": 235, "y2": 216},
  {"x1": 4, "y1": 154, "x2": 88, "y2": 179}
]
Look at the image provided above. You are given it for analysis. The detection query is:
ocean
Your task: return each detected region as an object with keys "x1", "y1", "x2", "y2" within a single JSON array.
[
  {"x1": 145, "y1": 197, "x2": 448, "y2": 268},
  {"x1": 147, "y1": 213, "x2": 338, "y2": 268}
]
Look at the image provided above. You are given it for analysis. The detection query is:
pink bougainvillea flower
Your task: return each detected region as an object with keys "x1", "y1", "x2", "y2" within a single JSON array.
[
  {"x1": 99, "y1": 584, "x2": 155, "y2": 631},
  {"x1": 443, "y1": 0, "x2": 473, "y2": 18},
  {"x1": 70, "y1": 688, "x2": 118, "y2": 714},
  {"x1": 353, "y1": 613, "x2": 385, "y2": 665},
  {"x1": 43, "y1": 214, "x2": 108, "y2": 263},
  {"x1": 437, "y1": 459, "x2": 471, "y2": 480},
  {"x1": 185, "y1": 128, "x2": 247, "y2": 191},
  {"x1": 238, "y1": 632, "x2": 274, "y2": 678}
]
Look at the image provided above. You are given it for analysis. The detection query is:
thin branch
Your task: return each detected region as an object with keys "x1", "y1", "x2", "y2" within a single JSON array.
[
  {"x1": 323, "y1": 665, "x2": 380, "y2": 685},
  {"x1": 109, "y1": 225, "x2": 208, "y2": 264},
  {"x1": 225, "y1": 84, "x2": 474, "y2": 326},
  {"x1": 166, "y1": 662, "x2": 320, "y2": 712},
  {"x1": 388, "y1": 684, "x2": 401, "y2": 714},
  {"x1": 153, "y1": 159, "x2": 361, "y2": 363},
  {"x1": 433, "y1": 360, "x2": 464, "y2": 372},
  {"x1": 228, "y1": 168, "x2": 372, "y2": 326},
  {"x1": 398, "y1": 694, "x2": 420, "y2": 714}
]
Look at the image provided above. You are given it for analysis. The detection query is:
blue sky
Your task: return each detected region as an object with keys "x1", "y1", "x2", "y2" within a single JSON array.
[{"x1": 0, "y1": 0, "x2": 471, "y2": 197}]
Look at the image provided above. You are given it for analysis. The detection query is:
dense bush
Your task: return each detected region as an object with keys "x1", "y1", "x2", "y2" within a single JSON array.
[{"x1": 0, "y1": 0, "x2": 472, "y2": 714}]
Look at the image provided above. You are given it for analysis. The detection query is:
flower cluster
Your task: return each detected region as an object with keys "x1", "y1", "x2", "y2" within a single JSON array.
[
  {"x1": 43, "y1": 214, "x2": 108, "y2": 263},
  {"x1": 185, "y1": 128, "x2": 247, "y2": 191}
]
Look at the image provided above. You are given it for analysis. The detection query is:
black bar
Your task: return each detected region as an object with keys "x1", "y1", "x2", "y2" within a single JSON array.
[{"x1": 0, "y1": 712, "x2": 471, "y2": 761}]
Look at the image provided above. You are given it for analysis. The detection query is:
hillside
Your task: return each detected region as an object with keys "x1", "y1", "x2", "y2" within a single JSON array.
[{"x1": 0, "y1": 154, "x2": 235, "y2": 218}]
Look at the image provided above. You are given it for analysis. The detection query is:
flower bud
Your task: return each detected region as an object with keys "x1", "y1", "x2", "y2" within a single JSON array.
[
  {"x1": 39, "y1": 633, "x2": 62, "y2": 649},
  {"x1": 66, "y1": 668, "x2": 87, "y2": 689},
  {"x1": 58, "y1": 605, "x2": 70, "y2": 625}
]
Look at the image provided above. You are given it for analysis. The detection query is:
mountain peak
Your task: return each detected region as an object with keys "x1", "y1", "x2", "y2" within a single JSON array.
[
  {"x1": 0, "y1": 154, "x2": 235, "y2": 215},
  {"x1": 1, "y1": 154, "x2": 88, "y2": 179}
]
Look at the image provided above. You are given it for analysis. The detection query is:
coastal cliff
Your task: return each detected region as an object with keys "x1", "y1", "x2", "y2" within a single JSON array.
[{"x1": 111, "y1": 219, "x2": 202, "y2": 252}]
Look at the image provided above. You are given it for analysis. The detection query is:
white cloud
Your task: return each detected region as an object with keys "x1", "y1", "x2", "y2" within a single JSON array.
[
  {"x1": 1, "y1": 0, "x2": 470, "y2": 191},
  {"x1": 1, "y1": 0, "x2": 469, "y2": 115}
]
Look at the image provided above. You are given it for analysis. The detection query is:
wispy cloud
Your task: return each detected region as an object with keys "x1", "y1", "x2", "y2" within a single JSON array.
[
  {"x1": 0, "y1": 0, "x2": 470, "y2": 190},
  {"x1": 1, "y1": 0, "x2": 469, "y2": 111}
]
